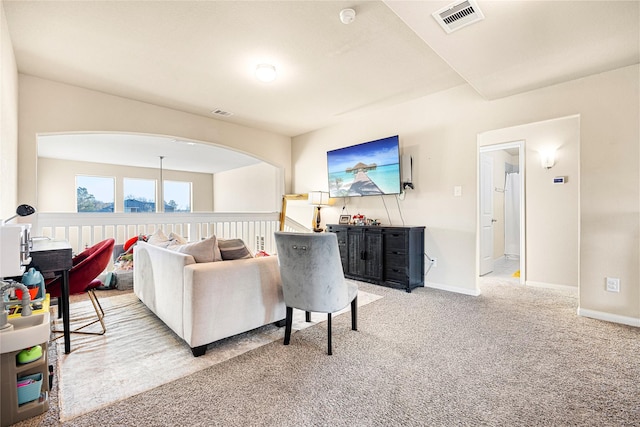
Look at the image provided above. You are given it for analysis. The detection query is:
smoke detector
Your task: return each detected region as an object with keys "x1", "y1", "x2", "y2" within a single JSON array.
[
  {"x1": 432, "y1": 0, "x2": 484, "y2": 34},
  {"x1": 339, "y1": 8, "x2": 356, "y2": 24}
]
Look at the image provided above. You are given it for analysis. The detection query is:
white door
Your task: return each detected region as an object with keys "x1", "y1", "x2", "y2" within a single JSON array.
[{"x1": 479, "y1": 153, "x2": 494, "y2": 275}]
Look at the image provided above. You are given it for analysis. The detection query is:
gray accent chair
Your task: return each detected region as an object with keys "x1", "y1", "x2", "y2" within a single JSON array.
[{"x1": 274, "y1": 231, "x2": 358, "y2": 355}]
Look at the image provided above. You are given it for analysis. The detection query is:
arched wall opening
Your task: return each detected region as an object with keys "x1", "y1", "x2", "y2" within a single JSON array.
[{"x1": 36, "y1": 132, "x2": 283, "y2": 213}]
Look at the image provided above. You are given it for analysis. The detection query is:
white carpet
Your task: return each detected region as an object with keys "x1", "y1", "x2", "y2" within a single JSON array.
[{"x1": 54, "y1": 286, "x2": 382, "y2": 421}]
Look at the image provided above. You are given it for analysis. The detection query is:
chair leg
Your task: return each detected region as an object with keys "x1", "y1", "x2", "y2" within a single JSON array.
[
  {"x1": 351, "y1": 296, "x2": 358, "y2": 331},
  {"x1": 327, "y1": 313, "x2": 332, "y2": 355},
  {"x1": 284, "y1": 306, "x2": 293, "y2": 345},
  {"x1": 305, "y1": 311, "x2": 311, "y2": 322},
  {"x1": 52, "y1": 288, "x2": 106, "y2": 337}
]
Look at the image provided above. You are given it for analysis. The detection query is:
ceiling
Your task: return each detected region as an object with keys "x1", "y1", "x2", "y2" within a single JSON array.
[
  {"x1": 37, "y1": 133, "x2": 261, "y2": 174},
  {"x1": 4, "y1": 0, "x2": 639, "y2": 173}
]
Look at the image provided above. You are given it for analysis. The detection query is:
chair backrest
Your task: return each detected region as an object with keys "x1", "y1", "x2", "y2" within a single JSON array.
[
  {"x1": 274, "y1": 232, "x2": 350, "y2": 313},
  {"x1": 45, "y1": 238, "x2": 115, "y2": 297},
  {"x1": 69, "y1": 238, "x2": 115, "y2": 290}
]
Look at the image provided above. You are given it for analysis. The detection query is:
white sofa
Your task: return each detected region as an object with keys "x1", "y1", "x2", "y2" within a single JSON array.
[{"x1": 133, "y1": 240, "x2": 286, "y2": 356}]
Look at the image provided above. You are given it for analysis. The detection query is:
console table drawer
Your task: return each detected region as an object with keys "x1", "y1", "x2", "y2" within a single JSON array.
[
  {"x1": 384, "y1": 232, "x2": 407, "y2": 251},
  {"x1": 385, "y1": 253, "x2": 406, "y2": 268},
  {"x1": 385, "y1": 266, "x2": 407, "y2": 282},
  {"x1": 386, "y1": 248, "x2": 407, "y2": 257}
]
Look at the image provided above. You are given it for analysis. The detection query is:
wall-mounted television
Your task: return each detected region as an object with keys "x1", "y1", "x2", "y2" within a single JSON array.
[{"x1": 327, "y1": 135, "x2": 401, "y2": 198}]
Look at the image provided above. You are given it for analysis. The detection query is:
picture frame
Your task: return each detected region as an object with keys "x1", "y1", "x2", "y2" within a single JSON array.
[{"x1": 339, "y1": 215, "x2": 350, "y2": 224}]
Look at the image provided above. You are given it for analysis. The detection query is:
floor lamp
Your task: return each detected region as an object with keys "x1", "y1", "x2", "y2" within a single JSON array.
[{"x1": 309, "y1": 191, "x2": 330, "y2": 232}]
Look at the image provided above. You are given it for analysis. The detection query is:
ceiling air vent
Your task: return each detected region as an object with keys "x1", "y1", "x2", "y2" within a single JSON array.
[
  {"x1": 211, "y1": 108, "x2": 233, "y2": 117},
  {"x1": 432, "y1": 0, "x2": 484, "y2": 34}
]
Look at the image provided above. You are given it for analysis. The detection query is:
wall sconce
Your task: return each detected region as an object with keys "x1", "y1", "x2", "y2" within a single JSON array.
[
  {"x1": 308, "y1": 191, "x2": 330, "y2": 232},
  {"x1": 540, "y1": 150, "x2": 555, "y2": 169}
]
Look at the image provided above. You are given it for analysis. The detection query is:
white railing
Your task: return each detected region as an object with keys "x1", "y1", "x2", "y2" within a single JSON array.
[
  {"x1": 282, "y1": 217, "x2": 311, "y2": 233},
  {"x1": 32, "y1": 212, "x2": 282, "y2": 255}
]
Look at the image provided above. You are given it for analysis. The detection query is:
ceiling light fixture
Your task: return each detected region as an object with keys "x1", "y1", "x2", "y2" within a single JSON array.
[
  {"x1": 339, "y1": 8, "x2": 356, "y2": 24},
  {"x1": 255, "y1": 64, "x2": 277, "y2": 83}
]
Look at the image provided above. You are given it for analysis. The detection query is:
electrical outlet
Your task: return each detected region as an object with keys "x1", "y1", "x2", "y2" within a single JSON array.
[
  {"x1": 605, "y1": 277, "x2": 620, "y2": 292},
  {"x1": 431, "y1": 258, "x2": 437, "y2": 267}
]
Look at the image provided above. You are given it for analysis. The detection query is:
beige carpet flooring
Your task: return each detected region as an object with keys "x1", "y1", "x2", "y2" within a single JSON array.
[
  {"x1": 51, "y1": 286, "x2": 381, "y2": 422},
  {"x1": 12, "y1": 278, "x2": 640, "y2": 426}
]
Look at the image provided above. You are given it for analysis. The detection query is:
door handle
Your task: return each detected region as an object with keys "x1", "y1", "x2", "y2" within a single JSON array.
[{"x1": 491, "y1": 219, "x2": 497, "y2": 223}]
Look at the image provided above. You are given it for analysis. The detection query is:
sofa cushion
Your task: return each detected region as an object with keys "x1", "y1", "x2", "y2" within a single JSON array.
[
  {"x1": 218, "y1": 238, "x2": 253, "y2": 260},
  {"x1": 147, "y1": 229, "x2": 172, "y2": 247},
  {"x1": 169, "y1": 232, "x2": 188, "y2": 245},
  {"x1": 168, "y1": 235, "x2": 222, "y2": 263}
]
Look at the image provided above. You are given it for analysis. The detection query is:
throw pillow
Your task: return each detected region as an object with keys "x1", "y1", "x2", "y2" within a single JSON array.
[
  {"x1": 168, "y1": 235, "x2": 219, "y2": 263},
  {"x1": 218, "y1": 238, "x2": 253, "y2": 260},
  {"x1": 168, "y1": 232, "x2": 187, "y2": 245},
  {"x1": 147, "y1": 229, "x2": 171, "y2": 248}
]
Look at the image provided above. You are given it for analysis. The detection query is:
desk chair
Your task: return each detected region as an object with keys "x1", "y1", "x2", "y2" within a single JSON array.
[{"x1": 46, "y1": 238, "x2": 115, "y2": 335}]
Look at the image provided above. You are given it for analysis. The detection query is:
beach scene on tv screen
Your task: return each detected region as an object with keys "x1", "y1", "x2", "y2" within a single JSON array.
[{"x1": 327, "y1": 136, "x2": 401, "y2": 197}]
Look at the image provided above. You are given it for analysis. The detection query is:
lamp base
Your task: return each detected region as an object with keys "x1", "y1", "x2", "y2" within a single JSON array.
[{"x1": 313, "y1": 206, "x2": 324, "y2": 233}]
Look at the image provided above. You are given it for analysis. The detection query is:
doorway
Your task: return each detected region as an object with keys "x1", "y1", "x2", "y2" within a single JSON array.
[{"x1": 478, "y1": 141, "x2": 525, "y2": 284}]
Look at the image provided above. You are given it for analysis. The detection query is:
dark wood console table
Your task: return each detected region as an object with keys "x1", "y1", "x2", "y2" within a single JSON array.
[
  {"x1": 29, "y1": 239, "x2": 73, "y2": 353},
  {"x1": 326, "y1": 224, "x2": 425, "y2": 292}
]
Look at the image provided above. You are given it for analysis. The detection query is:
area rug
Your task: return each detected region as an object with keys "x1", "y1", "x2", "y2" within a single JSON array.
[{"x1": 53, "y1": 285, "x2": 382, "y2": 421}]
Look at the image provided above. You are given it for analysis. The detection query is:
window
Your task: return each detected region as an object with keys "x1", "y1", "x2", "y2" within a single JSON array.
[
  {"x1": 124, "y1": 178, "x2": 156, "y2": 213},
  {"x1": 163, "y1": 180, "x2": 191, "y2": 212},
  {"x1": 76, "y1": 175, "x2": 115, "y2": 212}
]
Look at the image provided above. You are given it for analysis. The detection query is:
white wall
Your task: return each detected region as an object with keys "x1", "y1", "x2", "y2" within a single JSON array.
[
  {"x1": 479, "y1": 116, "x2": 580, "y2": 290},
  {"x1": 293, "y1": 65, "x2": 639, "y2": 322},
  {"x1": 37, "y1": 157, "x2": 214, "y2": 212},
  {"x1": 17, "y1": 75, "x2": 292, "y2": 211},
  {"x1": 213, "y1": 162, "x2": 280, "y2": 212},
  {"x1": 0, "y1": 2, "x2": 18, "y2": 219}
]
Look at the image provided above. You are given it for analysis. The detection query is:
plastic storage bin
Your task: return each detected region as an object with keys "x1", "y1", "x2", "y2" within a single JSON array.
[{"x1": 17, "y1": 373, "x2": 42, "y2": 405}]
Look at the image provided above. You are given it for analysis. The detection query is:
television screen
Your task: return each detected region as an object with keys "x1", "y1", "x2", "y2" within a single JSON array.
[{"x1": 327, "y1": 135, "x2": 401, "y2": 198}]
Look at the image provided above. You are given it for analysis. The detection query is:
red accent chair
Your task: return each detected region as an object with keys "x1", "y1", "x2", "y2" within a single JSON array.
[{"x1": 46, "y1": 238, "x2": 115, "y2": 335}]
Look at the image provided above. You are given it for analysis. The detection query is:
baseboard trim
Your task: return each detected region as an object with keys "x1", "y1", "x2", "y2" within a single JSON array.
[
  {"x1": 577, "y1": 307, "x2": 640, "y2": 327},
  {"x1": 425, "y1": 282, "x2": 481, "y2": 296},
  {"x1": 525, "y1": 281, "x2": 578, "y2": 295}
]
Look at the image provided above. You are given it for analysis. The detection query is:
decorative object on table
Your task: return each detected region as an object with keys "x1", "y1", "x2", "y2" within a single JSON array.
[
  {"x1": 352, "y1": 213, "x2": 365, "y2": 225},
  {"x1": 308, "y1": 191, "x2": 330, "y2": 232},
  {"x1": 274, "y1": 231, "x2": 358, "y2": 355},
  {"x1": 339, "y1": 214, "x2": 350, "y2": 224}
]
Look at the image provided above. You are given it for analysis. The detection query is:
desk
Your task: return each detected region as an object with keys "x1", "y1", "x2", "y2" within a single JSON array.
[{"x1": 30, "y1": 239, "x2": 72, "y2": 354}]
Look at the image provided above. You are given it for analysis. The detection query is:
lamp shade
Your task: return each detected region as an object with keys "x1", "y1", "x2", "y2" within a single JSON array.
[
  {"x1": 308, "y1": 191, "x2": 330, "y2": 206},
  {"x1": 540, "y1": 150, "x2": 555, "y2": 169}
]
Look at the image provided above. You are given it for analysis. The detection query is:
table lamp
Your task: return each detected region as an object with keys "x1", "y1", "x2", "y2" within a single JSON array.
[{"x1": 308, "y1": 191, "x2": 330, "y2": 232}]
